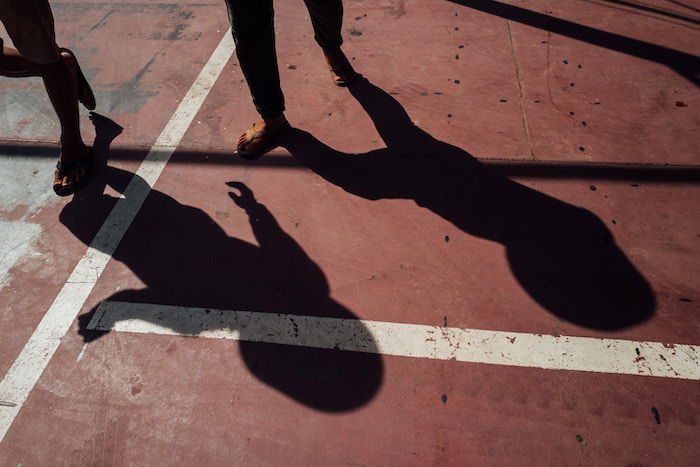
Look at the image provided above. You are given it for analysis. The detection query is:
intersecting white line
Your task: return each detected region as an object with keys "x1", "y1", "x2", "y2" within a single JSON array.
[
  {"x1": 89, "y1": 301, "x2": 699, "y2": 380},
  {"x1": 0, "y1": 30, "x2": 235, "y2": 444}
]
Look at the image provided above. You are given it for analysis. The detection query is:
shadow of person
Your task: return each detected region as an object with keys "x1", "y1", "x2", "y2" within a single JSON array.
[
  {"x1": 63, "y1": 122, "x2": 382, "y2": 411},
  {"x1": 280, "y1": 77, "x2": 656, "y2": 331}
]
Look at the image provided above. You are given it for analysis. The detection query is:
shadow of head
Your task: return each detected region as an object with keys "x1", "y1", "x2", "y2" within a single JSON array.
[
  {"x1": 63, "y1": 164, "x2": 383, "y2": 412},
  {"x1": 280, "y1": 78, "x2": 656, "y2": 331}
]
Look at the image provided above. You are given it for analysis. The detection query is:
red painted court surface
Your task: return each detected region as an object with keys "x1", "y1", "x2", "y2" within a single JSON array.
[{"x1": 1, "y1": 0, "x2": 699, "y2": 465}]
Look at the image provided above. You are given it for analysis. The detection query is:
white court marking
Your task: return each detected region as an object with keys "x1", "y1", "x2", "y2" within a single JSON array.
[
  {"x1": 0, "y1": 30, "x2": 236, "y2": 444},
  {"x1": 89, "y1": 301, "x2": 699, "y2": 380}
]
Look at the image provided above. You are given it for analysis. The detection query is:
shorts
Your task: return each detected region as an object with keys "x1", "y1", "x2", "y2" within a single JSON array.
[{"x1": 0, "y1": 0, "x2": 61, "y2": 64}]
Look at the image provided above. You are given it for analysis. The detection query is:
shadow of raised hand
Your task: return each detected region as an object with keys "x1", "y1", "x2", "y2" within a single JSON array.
[{"x1": 64, "y1": 163, "x2": 382, "y2": 411}]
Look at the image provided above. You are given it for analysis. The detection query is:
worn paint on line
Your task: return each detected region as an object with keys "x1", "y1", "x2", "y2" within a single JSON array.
[{"x1": 88, "y1": 301, "x2": 699, "y2": 380}]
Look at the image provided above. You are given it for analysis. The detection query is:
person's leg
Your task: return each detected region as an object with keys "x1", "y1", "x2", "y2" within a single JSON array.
[
  {"x1": 0, "y1": 46, "x2": 94, "y2": 105},
  {"x1": 303, "y1": 0, "x2": 357, "y2": 85},
  {"x1": 1, "y1": 46, "x2": 89, "y2": 191},
  {"x1": 1, "y1": 0, "x2": 93, "y2": 193},
  {"x1": 303, "y1": 0, "x2": 343, "y2": 50},
  {"x1": 37, "y1": 54, "x2": 91, "y2": 191},
  {"x1": 0, "y1": 45, "x2": 41, "y2": 76},
  {"x1": 225, "y1": 0, "x2": 288, "y2": 157}
]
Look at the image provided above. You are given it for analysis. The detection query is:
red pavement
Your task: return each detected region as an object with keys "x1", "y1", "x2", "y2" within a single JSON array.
[{"x1": 1, "y1": 0, "x2": 698, "y2": 465}]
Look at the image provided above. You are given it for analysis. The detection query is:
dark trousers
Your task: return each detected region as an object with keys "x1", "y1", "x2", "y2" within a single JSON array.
[{"x1": 225, "y1": 0, "x2": 344, "y2": 118}]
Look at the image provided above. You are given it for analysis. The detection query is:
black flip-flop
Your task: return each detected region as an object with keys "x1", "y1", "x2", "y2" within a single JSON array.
[
  {"x1": 59, "y1": 48, "x2": 96, "y2": 110},
  {"x1": 54, "y1": 147, "x2": 93, "y2": 196}
]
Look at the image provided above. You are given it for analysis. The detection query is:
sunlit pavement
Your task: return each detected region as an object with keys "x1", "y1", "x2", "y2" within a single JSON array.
[{"x1": 0, "y1": 0, "x2": 698, "y2": 464}]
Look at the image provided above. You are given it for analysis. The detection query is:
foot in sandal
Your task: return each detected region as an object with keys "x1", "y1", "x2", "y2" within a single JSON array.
[
  {"x1": 236, "y1": 114, "x2": 290, "y2": 159},
  {"x1": 323, "y1": 48, "x2": 358, "y2": 86},
  {"x1": 53, "y1": 143, "x2": 93, "y2": 196}
]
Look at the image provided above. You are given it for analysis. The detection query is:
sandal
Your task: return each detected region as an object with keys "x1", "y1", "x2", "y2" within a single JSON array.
[
  {"x1": 54, "y1": 147, "x2": 93, "y2": 196},
  {"x1": 324, "y1": 50, "x2": 359, "y2": 87},
  {"x1": 59, "y1": 48, "x2": 96, "y2": 110},
  {"x1": 236, "y1": 121, "x2": 290, "y2": 159}
]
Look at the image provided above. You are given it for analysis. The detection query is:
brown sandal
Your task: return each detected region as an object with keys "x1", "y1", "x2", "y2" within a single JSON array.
[
  {"x1": 324, "y1": 50, "x2": 359, "y2": 87},
  {"x1": 236, "y1": 121, "x2": 290, "y2": 159}
]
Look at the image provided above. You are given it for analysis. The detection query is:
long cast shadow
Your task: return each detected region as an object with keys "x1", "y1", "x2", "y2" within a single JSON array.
[
  {"x1": 66, "y1": 115, "x2": 382, "y2": 412},
  {"x1": 280, "y1": 78, "x2": 656, "y2": 330},
  {"x1": 448, "y1": 0, "x2": 700, "y2": 85},
  {"x1": 597, "y1": 0, "x2": 700, "y2": 25}
]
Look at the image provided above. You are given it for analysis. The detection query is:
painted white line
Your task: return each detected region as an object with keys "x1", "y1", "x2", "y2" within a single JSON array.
[
  {"x1": 75, "y1": 343, "x2": 89, "y2": 362},
  {"x1": 0, "y1": 31, "x2": 235, "y2": 443},
  {"x1": 89, "y1": 301, "x2": 699, "y2": 380}
]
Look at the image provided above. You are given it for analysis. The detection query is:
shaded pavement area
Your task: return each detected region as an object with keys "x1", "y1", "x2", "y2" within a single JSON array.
[{"x1": 1, "y1": 0, "x2": 698, "y2": 464}]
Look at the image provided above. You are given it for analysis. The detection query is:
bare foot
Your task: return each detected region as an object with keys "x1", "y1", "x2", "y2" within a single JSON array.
[
  {"x1": 323, "y1": 48, "x2": 358, "y2": 86},
  {"x1": 236, "y1": 114, "x2": 289, "y2": 158}
]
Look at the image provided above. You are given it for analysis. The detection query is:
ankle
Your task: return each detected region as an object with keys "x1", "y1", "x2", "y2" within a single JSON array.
[
  {"x1": 61, "y1": 134, "x2": 84, "y2": 143},
  {"x1": 263, "y1": 114, "x2": 287, "y2": 125},
  {"x1": 60, "y1": 138, "x2": 86, "y2": 152},
  {"x1": 323, "y1": 46, "x2": 342, "y2": 55}
]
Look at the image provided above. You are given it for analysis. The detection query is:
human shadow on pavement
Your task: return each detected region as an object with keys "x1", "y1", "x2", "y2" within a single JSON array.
[
  {"x1": 65, "y1": 117, "x2": 383, "y2": 412},
  {"x1": 280, "y1": 78, "x2": 656, "y2": 330}
]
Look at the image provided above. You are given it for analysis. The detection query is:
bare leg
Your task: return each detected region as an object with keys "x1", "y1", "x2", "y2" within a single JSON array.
[
  {"x1": 0, "y1": 46, "x2": 41, "y2": 76},
  {"x1": 1, "y1": 47, "x2": 89, "y2": 190}
]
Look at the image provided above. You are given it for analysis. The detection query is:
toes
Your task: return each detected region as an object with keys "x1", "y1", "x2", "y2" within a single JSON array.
[
  {"x1": 54, "y1": 168, "x2": 85, "y2": 189},
  {"x1": 238, "y1": 128, "x2": 258, "y2": 148},
  {"x1": 237, "y1": 135, "x2": 250, "y2": 152},
  {"x1": 54, "y1": 170, "x2": 64, "y2": 188}
]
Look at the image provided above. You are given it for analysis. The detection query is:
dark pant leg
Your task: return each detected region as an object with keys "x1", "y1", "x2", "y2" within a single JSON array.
[
  {"x1": 225, "y1": 0, "x2": 284, "y2": 119},
  {"x1": 303, "y1": 0, "x2": 343, "y2": 51}
]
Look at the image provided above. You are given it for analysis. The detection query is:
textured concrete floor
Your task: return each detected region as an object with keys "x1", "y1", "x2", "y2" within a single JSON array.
[{"x1": 0, "y1": 0, "x2": 698, "y2": 464}]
